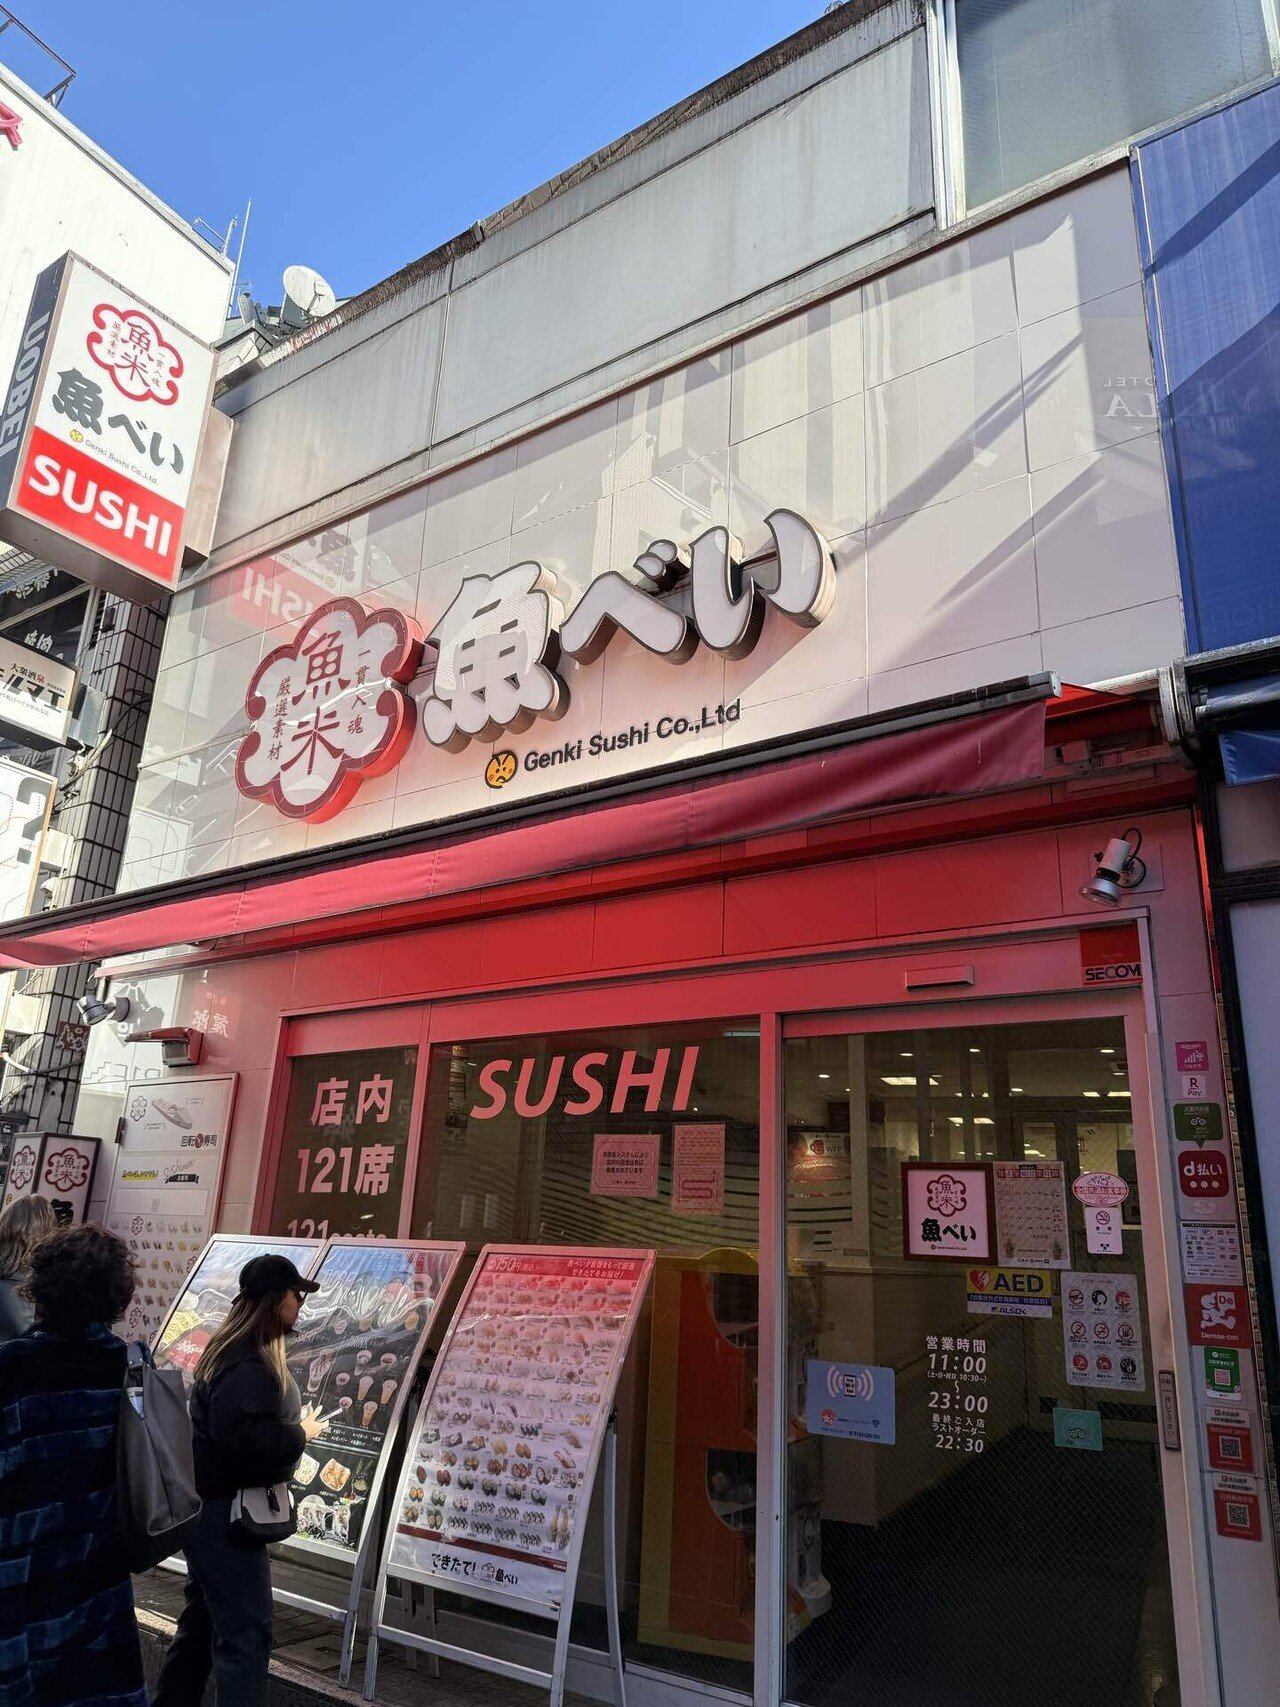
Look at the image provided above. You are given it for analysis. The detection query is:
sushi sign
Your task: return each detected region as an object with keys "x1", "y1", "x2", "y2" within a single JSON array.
[{"x1": 0, "y1": 252, "x2": 217, "y2": 604}]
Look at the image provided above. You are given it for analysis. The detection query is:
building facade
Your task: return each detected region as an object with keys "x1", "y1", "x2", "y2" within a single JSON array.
[{"x1": 4, "y1": 3, "x2": 1280, "y2": 1703}]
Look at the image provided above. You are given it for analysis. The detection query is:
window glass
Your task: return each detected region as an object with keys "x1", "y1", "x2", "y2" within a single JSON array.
[
  {"x1": 783, "y1": 1017, "x2": 1180, "y2": 1706},
  {"x1": 268, "y1": 1045, "x2": 418, "y2": 1239},
  {"x1": 957, "y1": 0, "x2": 1271, "y2": 207},
  {"x1": 411, "y1": 1021, "x2": 760, "y2": 1697}
]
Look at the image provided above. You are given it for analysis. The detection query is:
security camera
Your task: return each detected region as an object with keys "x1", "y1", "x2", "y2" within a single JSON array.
[
  {"x1": 1080, "y1": 829, "x2": 1147, "y2": 908},
  {"x1": 77, "y1": 992, "x2": 131, "y2": 1027}
]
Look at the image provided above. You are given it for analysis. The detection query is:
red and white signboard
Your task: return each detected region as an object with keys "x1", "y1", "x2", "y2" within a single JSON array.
[
  {"x1": 1185, "y1": 1282, "x2": 1252, "y2": 1350},
  {"x1": 387, "y1": 1246, "x2": 654, "y2": 1609},
  {"x1": 0, "y1": 253, "x2": 215, "y2": 603},
  {"x1": 901, "y1": 1162, "x2": 995, "y2": 1261}
]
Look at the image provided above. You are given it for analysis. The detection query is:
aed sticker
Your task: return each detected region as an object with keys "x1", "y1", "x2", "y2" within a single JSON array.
[{"x1": 966, "y1": 1266, "x2": 1053, "y2": 1319}]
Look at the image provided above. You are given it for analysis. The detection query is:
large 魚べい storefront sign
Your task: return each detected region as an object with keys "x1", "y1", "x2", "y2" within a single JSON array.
[
  {"x1": 0, "y1": 253, "x2": 216, "y2": 603},
  {"x1": 234, "y1": 508, "x2": 835, "y2": 822}
]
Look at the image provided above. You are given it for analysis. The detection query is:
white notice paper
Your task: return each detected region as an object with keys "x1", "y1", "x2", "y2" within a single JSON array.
[
  {"x1": 1062, "y1": 1271, "x2": 1145, "y2": 1393},
  {"x1": 591, "y1": 1134, "x2": 660, "y2": 1199},
  {"x1": 672, "y1": 1123, "x2": 725, "y2": 1217},
  {"x1": 993, "y1": 1161, "x2": 1071, "y2": 1269},
  {"x1": 1181, "y1": 1223, "x2": 1244, "y2": 1285}
]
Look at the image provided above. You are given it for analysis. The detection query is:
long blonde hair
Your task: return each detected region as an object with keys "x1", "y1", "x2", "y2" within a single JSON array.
[
  {"x1": 195, "y1": 1290, "x2": 292, "y2": 1393},
  {"x1": 0, "y1": 1195, "x2": 55, "y2": 1280}
]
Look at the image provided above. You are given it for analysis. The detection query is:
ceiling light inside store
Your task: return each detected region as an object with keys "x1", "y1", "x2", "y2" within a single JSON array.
[
  {"x1": 969, "y1": 1047, "x2": 981, "y2": 1055},
  {"x1": 1083, "y1": 1091, "x2": 1101, "y2": 1098},
  {"x1": 1108, "y1": 1090, "x2": 1130, "y2": 1099},
  {"x1": 974, "y1": 1117, "x2": 995, "y2": 1126},
  {"x1": 1010, "y1": 1087, "x2": 1024, "y2": 1094},
  {"x1": 1100, "y1": 1048, "x2": 1116, "y2": 1055},
  {"x1": 818, "y1": 1073, "x2": 831, "y2": 1080},
  {"x1": 881, "y1": 1074, "x2": 940, "y2": 1087}
]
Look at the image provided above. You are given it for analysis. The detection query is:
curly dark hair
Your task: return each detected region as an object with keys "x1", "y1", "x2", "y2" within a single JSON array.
[{"x1": 27, "y1": 1223, "x2": 135, "y2": 1334}]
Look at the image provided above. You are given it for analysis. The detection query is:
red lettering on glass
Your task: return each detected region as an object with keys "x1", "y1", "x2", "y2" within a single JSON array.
[
  {"x1": 514, "y1": 1055, "x2": 565, "y2": 1118},
  {"x1": 470, "y1": 1058, "x2": 512, "y2": 1120},
  {"x1": 563, "y1": 1051, "x2": 610, "y2": 1115},
  {"x1": 611, "y1": 1047, "x2": 671, "y2": 1113}
]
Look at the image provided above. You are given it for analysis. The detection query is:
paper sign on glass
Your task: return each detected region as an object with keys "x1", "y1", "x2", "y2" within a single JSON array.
[
  {"x1": 672, "y1": 1122, "x2": 725, "y2": 1217},
  {"x1": 590, "y1": 1133, "x2": 660, "y2": 1199},
  {"x1": 993, "y1": 1161, "x2": 1070, "y2": 1268},
  {"x1": 902, "y1": 1163, "x2": 995, "y2": 1261},
  {"x1": 1062, "y1": 1271, "x2": 1145, "y2": 1393}
]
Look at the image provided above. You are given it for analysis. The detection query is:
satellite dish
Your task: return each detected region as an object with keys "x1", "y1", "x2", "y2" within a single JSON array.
[{"x1": 280, "y1": 263, "x2": 337, "y2": 329}]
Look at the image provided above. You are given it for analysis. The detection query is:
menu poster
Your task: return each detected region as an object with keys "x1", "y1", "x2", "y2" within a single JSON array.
[
  {"x1": 284, "y1": 1240, "x2": 465, "y2": 1560},
  {"x1": 106, "y1": 1075, "x2": 236, "y2": 1343},
  {"x1": 994, "y1": 1161, "x2": 1071, "y2": 1270},
  {"x1": 389, "y1": 1247, "x2": 655, "y2": 1611},
  {"x1": 152, "y1": 1235, "x2": 322, "y2": 1384}
]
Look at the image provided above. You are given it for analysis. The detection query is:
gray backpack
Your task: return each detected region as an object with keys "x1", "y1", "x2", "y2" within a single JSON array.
[{"x1": 117, "y1": 1342, "x2": 202, "y2": 1570}]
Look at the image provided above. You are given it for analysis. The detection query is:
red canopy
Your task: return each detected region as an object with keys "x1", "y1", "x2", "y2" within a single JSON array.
[{"x1": 0, "y1": 701, "x2": 1047, "y2": 969}]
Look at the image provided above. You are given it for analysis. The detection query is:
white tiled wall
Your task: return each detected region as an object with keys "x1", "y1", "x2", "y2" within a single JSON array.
[{"x1": 124, "y1": 169, "x2": 1181, "y2": 890}]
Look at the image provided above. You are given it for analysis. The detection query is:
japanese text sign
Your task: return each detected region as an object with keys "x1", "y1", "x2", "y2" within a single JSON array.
[
  {"x1": 388, "y1": 1246, "x2": 654, "y2": 1612},
  {"x1": 0, "y1": 253, "x2": 216, "y2": 603},
  {"x1": 902, "y1": 1162, "x2": 995, "y2": 1261},
  {"x1": 0, "y1": 631, "x2": 76, "y2": 747},
  {"x1": 269, "y1": 1046, "x2": 418, "y2": 1240}
]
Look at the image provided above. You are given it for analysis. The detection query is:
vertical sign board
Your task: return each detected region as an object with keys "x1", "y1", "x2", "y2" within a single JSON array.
[
  {"x1": 0, "y1": 760, "x2": 56, "y2": 1168},
  {"x1": 32, "y1": 1133, "x2": 100, "y2": 1223},
  {"x1": 0, "y1": 632, "x2": 76, "y2": 748},
  {"x1": 0, "y1": 253, "x2": 216, "y2": 604},
  {"x1": 106, "y1": 1076, "x2": 236, "y2": 1342},
  {"x1": 152, "y1": 1233, "x2": 324, "y2": 1387},
  {"x1": 282, "y1": 1240, "x2": 465, "y2": 1559},
  {"x1": 384, "y1": 1246, "x2": 654, "y2": 1609}
]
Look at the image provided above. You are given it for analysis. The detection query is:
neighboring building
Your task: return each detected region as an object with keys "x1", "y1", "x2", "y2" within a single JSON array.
[
  {"x1": 0, "y1": 56, "x2": 231, "y2": 1143},
  {"x1": 4, "y1": 4, "x2": 1280, "y2": 1704}
]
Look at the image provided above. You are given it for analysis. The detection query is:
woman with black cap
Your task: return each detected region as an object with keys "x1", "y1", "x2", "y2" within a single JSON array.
[{"x1": 152, "y1": 1253, "x2": 328, "y2": 1707}]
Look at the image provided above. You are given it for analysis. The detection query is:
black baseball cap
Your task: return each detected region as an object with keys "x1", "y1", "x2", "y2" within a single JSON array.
[{"x1": 238, "y1": 1253, "x2": 320, "y2": 1299}]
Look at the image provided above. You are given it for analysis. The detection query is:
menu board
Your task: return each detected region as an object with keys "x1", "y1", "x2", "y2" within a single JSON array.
[
  {"x1": 388, "y1": 1247, "x2": 654, "y2": 1611},
  {"x1": 152, "y1": 1234, "x2": 322, "y2": 1382},
  {"x1": 284, "y1": 1239, "x2": 464, "y2": 1560},
  {"x1": 107, "y1": 1076, "x2": 236, "y2": 1342}
]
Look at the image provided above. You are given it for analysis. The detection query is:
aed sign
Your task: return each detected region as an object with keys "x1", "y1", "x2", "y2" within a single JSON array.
[
  {"x1": 0, "y1": 253, "x2": 215, "y2": 604},
  {"x1": 966, "y1": 1265, "x2": 1053, "y2": 1319}
]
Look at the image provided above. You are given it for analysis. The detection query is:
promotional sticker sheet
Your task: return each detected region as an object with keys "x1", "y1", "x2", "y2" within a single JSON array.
[
  {"x1": 284, "y1": 1240, "x2": 464, "y2": 1558},
  {"x1": 389, "y1": 1247, "x2": 654, "y2": 1609}
]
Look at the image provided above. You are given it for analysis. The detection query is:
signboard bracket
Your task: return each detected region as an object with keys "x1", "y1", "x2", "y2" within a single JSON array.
[{"x1": 364, "y1": 1411, "x2": 626, "y2": 1707}]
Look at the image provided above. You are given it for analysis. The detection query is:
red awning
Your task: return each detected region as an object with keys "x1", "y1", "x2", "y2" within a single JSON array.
[{"x1": 0, "y1": 701, "x2": 1047, "y2": 970}]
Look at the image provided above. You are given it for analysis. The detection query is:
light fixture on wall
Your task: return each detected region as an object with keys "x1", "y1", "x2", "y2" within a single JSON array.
[
  {"x1": 77, "y1": 991, "x2": 131, "y2": 1027},
  {"x1": 1080, "y1": 828, "x2": 1147, "y2": 907}
]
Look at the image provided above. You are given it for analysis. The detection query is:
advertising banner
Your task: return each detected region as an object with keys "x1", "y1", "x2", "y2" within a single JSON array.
[
  {"x1": 153, "y1": 1233, "x2": 322, "y2": 1385},
  {"x1": 388, "y1": 1246, "x2": 654, "y2": 1610},
  {"x1": 0, "y1": 253, "x2": 216, "y2": 603},
  {"x1": 0, "y1": 632, "x2": 76, "y2": 747},
  {"x1": 283, "y1": 1239, "x2": 465, "y2": 1561},
  {"x1": 106, "y1": 1075, "x2": 236, "y2": 1342}
]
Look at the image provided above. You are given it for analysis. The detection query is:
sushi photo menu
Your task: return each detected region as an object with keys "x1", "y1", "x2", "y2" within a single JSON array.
[{"x1": 388, "y1": 1246, "x2": 655, "y2": 1610}]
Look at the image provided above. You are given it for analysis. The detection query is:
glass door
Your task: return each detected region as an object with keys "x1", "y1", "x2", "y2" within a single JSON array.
[{"x1": 782, "y1": 1010, "x2": 1182, "y2": 1707}]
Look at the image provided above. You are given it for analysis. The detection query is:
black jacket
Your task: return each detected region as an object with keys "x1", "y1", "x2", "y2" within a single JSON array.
[{"x1": 190, "y1": 1340, "x2": 305, "y2": 1498}]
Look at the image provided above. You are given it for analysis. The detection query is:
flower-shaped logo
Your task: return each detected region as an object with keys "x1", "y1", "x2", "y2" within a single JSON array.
[
  {"x1": 87, "y1": 304, "x2": 184, "y2": 405},
  {"x1": 235, "y1": 598, "x2": 426, "y2": 823},
  {"x1": 925, "y1": 1173, "x2": 967, "y2": 1217},
  {"x1": 129, "y1": 1096, "x2": 149, "y2": 1122},
  {"x1": 8, "y1": 1143, "x2": 36, "y2": 1193},
  {"x1": 43, "y1": 1146, "x2": 91, "y2": 1193}
]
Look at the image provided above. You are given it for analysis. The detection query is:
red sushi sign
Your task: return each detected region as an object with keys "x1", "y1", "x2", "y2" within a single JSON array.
[{"x1": 0, "y1": 252, "x2": 215, "y2": 603}]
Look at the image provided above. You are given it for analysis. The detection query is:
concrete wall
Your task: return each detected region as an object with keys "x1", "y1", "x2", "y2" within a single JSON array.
[
  {"x1": 125, "y1": 167, "x2": 1182, "y2": 890},
  {"x1": 211, "y1": 1, "x2": 934, "y2": 560}
]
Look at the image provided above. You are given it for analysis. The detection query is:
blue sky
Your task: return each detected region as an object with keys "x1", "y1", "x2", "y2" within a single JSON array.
[{"x1": 11, "y1": 1, "x2": 816, "y2": 313}]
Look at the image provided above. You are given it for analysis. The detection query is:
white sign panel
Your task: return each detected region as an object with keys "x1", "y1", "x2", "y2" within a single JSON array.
[
  {"x1": 0, "y1": 253, "x2": 215, "y2": 602},
  {"x1": 993, "y1": 1160, "x2": 1071, "y2": 1268},
  {"x1": 388, "y1": 1246, "x2": 653, "y2": 1609},
  {"x1": 0, "y1": 758, "x2": 54, "y2": 921},
  {"x1": 105, "y1": 1075, "x2": 235, "y2": 1342},
  {"x1": 1062, "y1": 1271, "x2": 1146, "y2": 1393},
  {"x1": 590, "y1": 1133, "x2": 660, "y2": 1199},
  {"x1": 0, "y1": 632, "x2": 76, "y2": 747}
]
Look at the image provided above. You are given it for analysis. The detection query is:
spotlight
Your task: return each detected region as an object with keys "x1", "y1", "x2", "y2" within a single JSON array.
[
  {"x1": 77, "y1": 992, "x2": 131, "y2": 1027},
  {"x1": 1080, "y1": 829, "x2": 1146, "y2": 908}
]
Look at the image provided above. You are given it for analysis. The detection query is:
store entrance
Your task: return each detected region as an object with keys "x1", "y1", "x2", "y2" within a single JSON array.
[{"x1": 783, "y1": 1012, "x2": 1181, "y2": 1707}]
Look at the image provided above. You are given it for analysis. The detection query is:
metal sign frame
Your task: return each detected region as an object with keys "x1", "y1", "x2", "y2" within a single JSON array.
[
  {"x1": 271, "y1": 1236, "x2": 466, "y2": 1683},
  {"x1": 363, "y1": 1243, "x2": 655, "y2": 1707}
]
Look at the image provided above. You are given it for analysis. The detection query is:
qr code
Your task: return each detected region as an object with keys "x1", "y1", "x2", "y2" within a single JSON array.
[
  {"x1": 1227, "y1": 1500, "x2": 1250, "y2": 1527},
  {"x1": 1219, "y1": 1435, "x2": 1243, "y2": 1461}
]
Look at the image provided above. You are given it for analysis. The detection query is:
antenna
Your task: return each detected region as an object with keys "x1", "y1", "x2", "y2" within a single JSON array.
[{"x1": 280, "y1": 263, "x2": 337, "y2": 329}]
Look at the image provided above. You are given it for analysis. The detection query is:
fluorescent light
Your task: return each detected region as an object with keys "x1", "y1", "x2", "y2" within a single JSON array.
[
  {"x1": 1107, "y1": 1090, "x2": 1130, "y2": 1099},
  {"x1": 880, "y1": 1075, "x2": 941, "y2": 1088},
  {"x1": 900, "y1": 1052, "x2": 913, "y2": 1059},
  {"x1": 974, "y1": 1117, "x2": 995, "y2": 1126},
  {"x1": 818, "y1": 1073, "x2": 831, "y2": 1080},
  {"x1": 1010, "y1": 1087, "x2": 1024, "y2": 1094},
  {"x1": 969, "y1": 1047, "x2": 981, "y2": 1054},
  {"x1": 1100, "y1": 1048, "x2": 1115, "y2": 1056},
  {"x1": 950, "y1": 1116, "x2": 964, "y2": 1126},
  {"x1": 1083, "y1": 1091, "x2": 1101, "y2": 1099}
]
